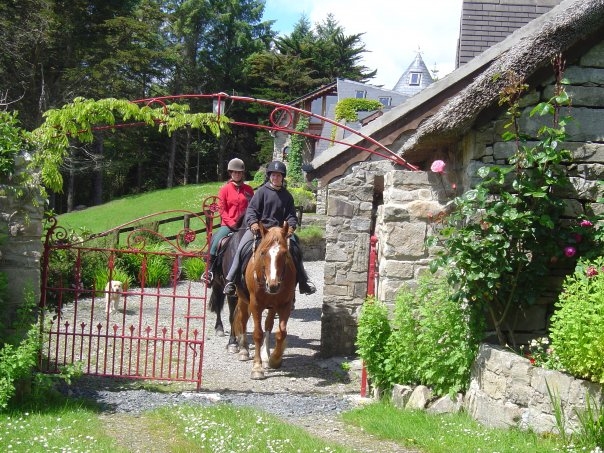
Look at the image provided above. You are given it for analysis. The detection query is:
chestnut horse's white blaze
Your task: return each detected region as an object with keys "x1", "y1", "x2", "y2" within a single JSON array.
[
  {"x1": 233, "y1": 222, "x2": 297, "y2": 380},
  {"x1": 268, "y1": 242, "x2": 279, "y2": 282}
]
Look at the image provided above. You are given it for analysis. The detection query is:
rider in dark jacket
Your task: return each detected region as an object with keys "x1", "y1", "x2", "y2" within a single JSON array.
[{"x1": 223, "y1": 160, "x2": 316, "y2": 296}]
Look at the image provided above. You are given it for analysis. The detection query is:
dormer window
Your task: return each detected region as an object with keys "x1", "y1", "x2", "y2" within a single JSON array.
[
  {"x1": 355, "y1": 90, "x2": 367, "y2": 99},
  {"x1": 409, "y1": 72, "x2": 422, "y2": 86}
]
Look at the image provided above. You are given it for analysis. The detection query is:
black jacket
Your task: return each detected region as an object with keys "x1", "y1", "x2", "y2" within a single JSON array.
[{"x1": 245, "y1": 183, "x2": 297, "y2": 229}]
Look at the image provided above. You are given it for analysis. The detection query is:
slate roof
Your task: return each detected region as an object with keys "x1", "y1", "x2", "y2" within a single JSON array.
[
  {"x1": 457, "y1": 0, "x2": 563, "y2": 67},
  {"x1": 392, "y1": 52, "x2": 435, "y2": 96}
]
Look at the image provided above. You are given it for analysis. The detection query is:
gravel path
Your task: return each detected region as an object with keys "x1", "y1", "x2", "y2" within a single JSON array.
[{"x1": 56, "y1": 261, "x2": 418, "y2": 451}]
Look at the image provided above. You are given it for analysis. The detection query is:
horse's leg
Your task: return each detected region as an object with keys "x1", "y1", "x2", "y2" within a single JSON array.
[
  {"x1": 226, "y1": 295, "x2": 239, "y2": 353},
  {"x1": 234, "y1": 300, "x2": 250, "y2": 361},
  {"x1": 261, "y1": 309, "x2": 276, "y2": 369},
  {"x1": 208, "y1": 286, "x2": 225, "y2": 337},
  {"x1": 269, "y1": 303, "x2": 292, "y2": 369},
  {"x1": 250, "y1": 301, "x2": 266, "y2": 380}
]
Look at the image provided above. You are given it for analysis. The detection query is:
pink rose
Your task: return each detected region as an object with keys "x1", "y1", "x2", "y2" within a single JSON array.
[
  {"x1": 563, "y1": 246, "x2": 576, "y2": 258},
  {"x1": 431, "y1": 160, "x2": 446, "y2": 174},
  {"x1": 580, "y1": 220, "x2": 593, "y2": 228}
]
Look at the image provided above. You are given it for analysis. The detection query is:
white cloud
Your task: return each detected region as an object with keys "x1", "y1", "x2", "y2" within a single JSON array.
[{"x1": 264, "y1": 0, "x2": 463, "y2": 89}]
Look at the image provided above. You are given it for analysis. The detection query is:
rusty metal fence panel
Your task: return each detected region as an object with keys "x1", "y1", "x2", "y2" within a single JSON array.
[{"x1": 38, "y1": 206, "x2": 220, "y2": 389}]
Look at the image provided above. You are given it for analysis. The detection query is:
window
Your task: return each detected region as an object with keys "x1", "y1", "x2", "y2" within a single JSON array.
[
  {"x1": 409, "y1": 72, "x2": 422, "y2": 86},
  {"x1": 378, "y1": 97, "x2": 392, "y2": 107},
  {"x1": 355, "y1": 90, "x2": 366, "y2": 99}
]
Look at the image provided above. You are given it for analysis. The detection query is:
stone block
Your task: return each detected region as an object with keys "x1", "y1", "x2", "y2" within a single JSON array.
[
  {"x1": 406, "y1": 385, "x2": 433, "y2": 409},
  {"x1": 327, "y1": 198, "x2": 355, "y2": 217},
  {"x1": 387, "y1": 170, "x2": 431, "y2": 188},
  {"x1": 391, "y1": 384, "x2": 414, "y2": 409},
  {"x1": 427, "y1": 393, "x2": 463, "y2": 414}
]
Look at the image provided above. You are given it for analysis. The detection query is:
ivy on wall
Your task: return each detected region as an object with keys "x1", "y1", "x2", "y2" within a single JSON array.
[
  {"x1": 331, "y1": 98, "x2": 383, "y2": 141},
  {"x1": 334, "y1": 98, "x2": 383, "y2": 122},
  {"x1": 287, "y1": 116, "x2": 309, "y2": 185}
]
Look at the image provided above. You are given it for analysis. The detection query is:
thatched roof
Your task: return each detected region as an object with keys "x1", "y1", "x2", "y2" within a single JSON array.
[{"x1": 400, "y1": 0, "x2": 604, "y2": 154}]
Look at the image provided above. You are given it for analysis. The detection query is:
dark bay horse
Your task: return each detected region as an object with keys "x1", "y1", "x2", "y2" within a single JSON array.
[
  {"x1": 233, "y1": 222, "x2": 297, "y2": 380},
  {"x1": 207, "y1": 227, "x2": 245, "y2": 353}
]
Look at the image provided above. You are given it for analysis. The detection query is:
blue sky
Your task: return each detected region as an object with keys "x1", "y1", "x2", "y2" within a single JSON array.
[{"x1": 262, "y1": 0, "x2": 464, "y2": 89}]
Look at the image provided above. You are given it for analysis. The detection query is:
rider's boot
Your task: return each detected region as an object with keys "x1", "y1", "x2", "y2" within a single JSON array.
[{"x1": 290, "y1": 241, "x2": 316, "y2": 295}]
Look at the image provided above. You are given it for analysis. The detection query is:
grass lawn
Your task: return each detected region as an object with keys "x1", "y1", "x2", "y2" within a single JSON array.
[{"x1": 55, "y1": 182, "x2": 222, "y2": 235}]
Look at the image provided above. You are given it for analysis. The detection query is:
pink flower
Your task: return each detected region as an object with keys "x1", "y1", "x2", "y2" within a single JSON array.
[
  {"x1": 431, "y1": 160, "x2": 446, "y2": 174},
  {"x1": 580, "y1": 220, "x2": 593, "y2": 228},
  {"x1": 564, "y1": 246, "x2": 576, "y2": 258},
  {"x1": 586, "y1": 266, "x2": 599, "y2": 278}
]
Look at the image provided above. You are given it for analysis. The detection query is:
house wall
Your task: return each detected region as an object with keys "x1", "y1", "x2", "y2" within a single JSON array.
[{"x1": 319, "y1": 39, "x2": 604, "y2": 357}]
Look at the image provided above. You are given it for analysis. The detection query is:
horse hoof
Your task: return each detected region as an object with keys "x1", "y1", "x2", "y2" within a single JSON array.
[
  {"x1": 215, "y1": 327, "x2": 225, "y2": 337},
  {"x1": 269, "y1": 357, "x2": 283, "y2": 369},
  {"x1": 251, "y1": 371, "x2": 266, "y2": 380},
  {"x1": 262, "y1": 361, "x2": 269, "y2": 369},
  {"x1": 227, "y1": 344, "x2": 240, "y2": 354},
  {"x1": 238, "y1": 351, "x2": 249, "y2": 361}
]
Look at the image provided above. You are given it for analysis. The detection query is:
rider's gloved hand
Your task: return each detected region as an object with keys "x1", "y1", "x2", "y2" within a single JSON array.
[{"x1": 287, "y1": 226, "x2": 295, "y2": 238}]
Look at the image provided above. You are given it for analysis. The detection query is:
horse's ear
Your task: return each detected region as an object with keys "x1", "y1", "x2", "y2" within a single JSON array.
[
  {"x1": 259, "y1": 222, "x2": 268, "y2": 236},
  {"x1": 282, "y1": 221, "x2": 289, "y2": 236}
]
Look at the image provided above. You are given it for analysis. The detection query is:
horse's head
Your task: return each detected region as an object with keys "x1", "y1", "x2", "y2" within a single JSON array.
[{"x1": 254, "y1": 222, "x2": 292, "y2": 294}]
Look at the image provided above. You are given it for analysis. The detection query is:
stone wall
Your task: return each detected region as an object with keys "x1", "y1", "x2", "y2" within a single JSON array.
[
  {"x1": 390, "y1": 344, "x2": 603, "y2": 435},
  {"x1": 0, "y1": 153, "x2": 45, "y2": 331},
  {"x1": 466, "y1": 344, "x2": 603, "y2": 434}
]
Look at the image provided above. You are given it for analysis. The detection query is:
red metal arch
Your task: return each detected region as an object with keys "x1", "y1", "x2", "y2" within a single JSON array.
[{"x1": 123, "y1": 93, "x2": 418, "y2": 171}]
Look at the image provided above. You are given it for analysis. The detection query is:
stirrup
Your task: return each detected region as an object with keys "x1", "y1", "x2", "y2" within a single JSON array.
[
  {"x1": 202, "y1": 271, "x2": 214, "y2": 285},
  {"x1": 299, "y1": 281, "x2": 316, "y2": 295},
  {"x1": 224, "y1": 281, "x2": 237, "y2": 296}
]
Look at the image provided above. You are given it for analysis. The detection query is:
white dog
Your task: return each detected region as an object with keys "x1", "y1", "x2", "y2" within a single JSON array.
[{"x1": 104, "y1": 280, "x2": 123, "y2": 316}]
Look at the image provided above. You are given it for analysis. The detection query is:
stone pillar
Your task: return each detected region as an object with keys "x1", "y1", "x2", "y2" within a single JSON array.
[
  {"x1": 320, "y1": 161, "x2": 391, "y2": 357},
  {"x1": 376, "y1": 170, "x2": 446, "y2": 303},
  {"x1": 0, "y1": 153, "x2": 44, "y2": 332}
]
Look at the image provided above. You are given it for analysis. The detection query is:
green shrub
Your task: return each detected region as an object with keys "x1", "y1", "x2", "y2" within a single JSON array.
[
  {"x1": 297, "y1": 225, "x2": 323, "y2": 242},
  {"x1": 290, "y1": 187, "x2": 316, "y2": 212},
  {"x1": 549, "y1": 256, "x2": 604, "y2": 384},
  {"x1": 142, "y1": 244, "x2": 174, "y2": 287},
  {"x1": 357, "y1": 274, "x2": 481, "y2": 396},
  {"x1": 182, "y1": 256, "x2": 205, "y2": 280},
  {"x1": 356, "y1": 297, "x2": 391, "y2": 391},
  {"x1": 0, "y1": 323, "x2": 40, "y2": 410}
]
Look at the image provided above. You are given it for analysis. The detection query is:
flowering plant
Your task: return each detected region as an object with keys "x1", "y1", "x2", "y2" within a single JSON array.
[
  {"x1": 519, "y1": 337, "x2": 563, "y2": 370},
  {"x1": 549, "y1": 256, "x2": 604, "y2": 383},
  {"x1": 426, "y1": 63, "x2": 596, "y2": 347}
]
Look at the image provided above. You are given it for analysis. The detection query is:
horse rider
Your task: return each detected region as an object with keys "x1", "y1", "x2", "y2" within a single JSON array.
[
  {"x1": 205, "y1": 158, "x2": 254, "y2": 284},
  {"x1": 223, "y1": 160, "x2": 316, "y2": 296}
]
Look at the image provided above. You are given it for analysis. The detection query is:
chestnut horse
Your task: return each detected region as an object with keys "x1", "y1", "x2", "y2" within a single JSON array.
[{"x1": 233, "y1": 222, "x2": 297, "y2": 380}]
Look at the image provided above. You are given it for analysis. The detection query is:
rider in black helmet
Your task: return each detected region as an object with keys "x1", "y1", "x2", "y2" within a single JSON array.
[{"x1": 223, "y1": 160, "x2": 316, "y2": 296}]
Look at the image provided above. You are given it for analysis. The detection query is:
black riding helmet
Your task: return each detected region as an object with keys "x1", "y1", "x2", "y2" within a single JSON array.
[{"x1": 266, "y1": 160, "x2": 287, "y2": 177}]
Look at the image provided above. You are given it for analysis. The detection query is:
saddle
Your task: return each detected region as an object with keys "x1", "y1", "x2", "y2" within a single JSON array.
[{"x1": 213, "y1": 232, "x2": 256, "y2": 284}]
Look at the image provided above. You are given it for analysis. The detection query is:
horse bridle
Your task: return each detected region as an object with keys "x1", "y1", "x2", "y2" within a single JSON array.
[{"x1": 252, "y1": 233, "x2": 290, "y2": 287}]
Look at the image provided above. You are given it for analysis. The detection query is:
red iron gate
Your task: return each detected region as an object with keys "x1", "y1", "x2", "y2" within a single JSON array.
[{"x1": 38, "y1": 204, "x2": 219, "y2": 389}]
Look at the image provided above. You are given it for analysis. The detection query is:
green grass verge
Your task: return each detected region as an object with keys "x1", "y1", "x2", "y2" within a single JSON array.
[
  {"x1": 0, "y1": 403, "x2": 127, "y2": 453},
  {"x1": 56, "y1": 182, "x2": 222, "y2": 235},
  {"x1": 342, "y1": 402, "x2": 566, "y2": 453},
  {"x1": 150, "y1": 404, "x2": 348, "y2": 453}
]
